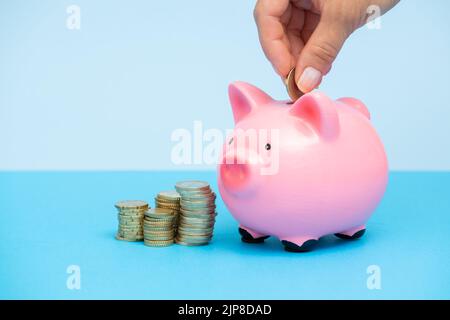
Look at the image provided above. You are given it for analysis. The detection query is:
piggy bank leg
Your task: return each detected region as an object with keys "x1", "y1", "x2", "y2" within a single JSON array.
[
  {"x1": 335, "y1": 225, "x2": 366, "y2": 240},
  {"x1": 281, "y1": 236, "x2": 318, "y2": 252},
  {"x1": 238, "y1": 226, "x2": 270, "y2": 244}
]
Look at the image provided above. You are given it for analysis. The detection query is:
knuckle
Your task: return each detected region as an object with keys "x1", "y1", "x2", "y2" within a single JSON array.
[
  {"x1": 253, "y1": 2, "x2": 262, "y2": 22},
  {"x1": 309, "y1": 41, "x2": 339, "y2": 66}
]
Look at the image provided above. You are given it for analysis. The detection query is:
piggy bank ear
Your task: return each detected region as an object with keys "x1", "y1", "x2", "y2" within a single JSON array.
[
  {"x1": 228, "y1": 81, "x2": 273, "y2": 123},
  {"x1": 290, "y1": 91, "x2": 340, "y2": 140},
  {"x1": 337, "y1": 97, "x2": 370, "y2": 119}
]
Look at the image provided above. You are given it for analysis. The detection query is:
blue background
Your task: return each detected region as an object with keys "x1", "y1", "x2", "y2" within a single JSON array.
[
  {"x1": 1, "y1": 171, "x2": 449, "y2": 299},
  {"x1": 0, "y1": 0, "x2": 450, "y2": 170},
  {"x1": 1, "y1": 0, "x2": 450, "y2": 300}
]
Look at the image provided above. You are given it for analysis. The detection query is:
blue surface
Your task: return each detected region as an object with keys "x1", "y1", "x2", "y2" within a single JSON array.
[
  {"x1": 1, "y1": 0, "x2": 450, "y2": 170},
  {"x1": 1, "y1": 171, "x2": 449, "y2": 299}
]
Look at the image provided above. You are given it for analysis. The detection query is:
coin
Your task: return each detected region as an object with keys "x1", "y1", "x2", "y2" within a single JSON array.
[
  {"x1": 178, "y1": 224, "x2": 214, "y2": 231},
  {"x1": 144, "y1": 223, "x2": 174, "y2": 229},
  {"x1": 181, "y1": 209, "x2": 217, "y2": 215},
  {"x1": 175, "y1": 238, "x2": 208, "y2": 246},
  {"x1": 145, "y1": 208, "x2": 175, "y2": 218},
  {"x1": 175, "y1": 181, "x2": 210, "y2": 191},
  {"x1": 144, "y1": 234, "x2": 174, "y2": 240},
  {"x1": 174, "y1": 180, "x2": 217, "y2": 246},
  {"x1": 143, "y1": 201, "x2": 177, "y2": 246},
  {"x1": 180, "y1": 204, "x2": 215, "y2": 211},
  {"x1": 155, "y1": 199, "x2": 180, "y2": 205},
  {"x1": 115, "y1": 234, "x2": 143, "y2": 242},
  {"x1": 144, "y1": 216, "x2": 174, "y2": 223},
  {"x1": 178, "y1": 236, "x2": 212, "y2": 243},
  {"x1": 118, "y1": 227, "x2": 142, "y2": 234},
  {"x1": 118, "y1": 219, "x2": 142, "y2": 224},
  {"x1": 115, "y1": 200, "x2": 147, "y2": 242},
  {"x1": 144, "y1": 239, "x2": 174, "y2": 247},
  {"x1": 145, "y1": 227, "x2": 175, "y2": 232},
  {"x1": 157, "y1": 190, "x2": 181, "y2": 201},
  {"x1": 285, "y1": 67, "x2": 304, "y2": 101},
  {"x1": 155, "y1": 203, "x2": 180, "y2": 210},
  {"x1": 117, "y1": 229, "x2": 143, "y2": 234},
  {"x1": 144, "y1": 218, "x2": 174, "y2": 223},
  {"x1": 180, "y1": 214, "x2": 215, "y2": 222},
  {"x1": 115, "y1": 200, "x2": 149, "y2": 210}
]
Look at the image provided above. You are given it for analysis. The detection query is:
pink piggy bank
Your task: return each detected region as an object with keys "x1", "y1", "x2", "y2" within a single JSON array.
[{"x1": 217, "y1": 82, "x2": 388, "y2": 252}]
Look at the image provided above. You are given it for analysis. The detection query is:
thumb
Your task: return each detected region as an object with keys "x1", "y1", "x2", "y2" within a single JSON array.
[{"x1": 295, "y1": 18, "x2": 351, "y2": 93}]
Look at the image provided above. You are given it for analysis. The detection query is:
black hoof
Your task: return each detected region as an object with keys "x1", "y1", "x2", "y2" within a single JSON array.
[
  {"x1": 239, "y1": 228, "x2": 269, "y2": 244},
  {"x1": 282, "y1": 239, "x2": 318, "y2": 252},
  {"x1": 335, "y1": 229, "x2": 366, "y2": 240}
]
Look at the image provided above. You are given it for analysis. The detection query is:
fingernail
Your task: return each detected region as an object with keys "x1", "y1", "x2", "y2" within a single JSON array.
[{"x1": 298, "y1": 67, "x2": 322, "y2": 93}]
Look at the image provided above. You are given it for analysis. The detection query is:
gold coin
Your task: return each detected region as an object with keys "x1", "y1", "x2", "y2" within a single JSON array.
[
  {"x1": 118, "y1": 215, "x2": 143, "y2": 220},
  {"x1": 145, "y1": 225, "x2": 174, "y2": 230},
  {"x1": 119, "y1": 229, "x2": 143, "y2": 233},
  {"x1": 144, "y1": 215, "x2": 175, "y2": 221},
  {"x1": 155, "y1": 203, "x2": 180, "y2": 209},
  {"x1": 118, "y1": 207, "x2": 147, "y2": 212},
  {"x1": 178, "y1": 224, "x2": 214, "y2": 232},
  {"x1": 175, "y1": 238, "x2": 208, "y2": 246},
  {"x1": 180, "y1": 208, "x2": 216, "y2": 215},
  {"x1": 285, "y1": 67, "x2": 304, "y2": 101},
  {"x1": 156, "y1": 190, "x2": 181, "y2": 201},
  {"x1": 177, "y1": 236, "x2": 212, "y2": 243},
  {"x1": 155, "y1": 200, "x2": 180, "y2": 206},
  {"x1": 180, "y1": 198, "x2": 215, "y2": 205},
  {"x1": 180, "y1": 214, "x2": 215, "y2": 222},
  {"x1": 181, "y1": 203, "x2": 215, "y2": 211},
  {"x1": 118, "y1": 214, "x2": 143, "y2": 219},
  {"x1": 177, "y1": 233, "x2": 212, "y2": 239},
  {"x1": 118, "y1": 219, "x2": 142, "y2": 225},
  {"x1": 144, "y1": 235, "x2": 174, "y2": 240},
  {"x1": 144, "y1": 222, "x2": 174, "y2": 228},
  {"x1": 115, "y1": 200, "x2": 149, "y2": 210},
  {"x1": 144, "y1": 227, "x2": 175, "y2": 232},
  {"x1": 177, "y1": 226, "x2": 214, "y2": 233},
  {"x1": 144, "y1": 230, "x2": 173, "y2": 235},
  {"x1": 143, "y1": 228, "x2": 174, "y2": 234},
  {"x1": 115, "y1": 233, "x2": 143, "y2": 241},
  {"x1": 144, "y1": 233, "x2": 174, "y2": 238},
  {"x1": 179, "y1": 216, "x2": 214, "y2": 223},
  {"x1": 180, "y1": 211, "x2": 217, "y2": 219},
  {"x1": 155, "y1": 196, "x2": 179, "y2": 201},
  {"x1": 144, "y1": 217, "x2": 174, "y2": 223},
  {"x1": 118, "y1": 230, "x2": 143, "y2": 236},
  {"x1": 145, "y1": 208, "x2": 174, "y2": 217},
  {"x1": 144, "y1": 239, "x2": 174, "y2": 247},
  {"x1": 118, "y1": 228, "x2": 143, "y2": 233}
]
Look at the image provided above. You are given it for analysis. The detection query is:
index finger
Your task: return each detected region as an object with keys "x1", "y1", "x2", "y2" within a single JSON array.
[{"x1": 254, "y1": 0, "x2": 293, "y2": 77}]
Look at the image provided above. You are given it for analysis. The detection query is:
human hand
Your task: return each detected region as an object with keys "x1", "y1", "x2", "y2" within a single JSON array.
[{"x1": 254, "y1": 0, "x2": 399, "y2": 93}]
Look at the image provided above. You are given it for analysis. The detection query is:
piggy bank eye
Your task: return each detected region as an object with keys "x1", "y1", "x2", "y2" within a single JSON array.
[
  {"x1": 265, "y1": 143, "x2": 271, "y2": 151},
  {"x1": 228, "y1": 137, "x2": 234, "y2": 145}
]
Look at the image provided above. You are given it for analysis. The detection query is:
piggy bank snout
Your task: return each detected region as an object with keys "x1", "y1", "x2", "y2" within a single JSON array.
[{"x1": 219, "y1": 151, "x2": 260, "y2": 194}]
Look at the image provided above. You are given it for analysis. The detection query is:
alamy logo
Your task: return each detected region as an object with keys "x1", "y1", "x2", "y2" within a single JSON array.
[
  {"x1": 366, "y1": 5, "x2": 382, "y2": 30},
  {"x1": 171, "y1": 121, "x2": 280, "y2": 175},
  {"x1": 66, "y1": 5, "x2": 81, "y2": 30},
  {"x1": 366, "y1": 265, "x2": 382, "y2": 290},
  {"x1": 66, "y1": 265, "x2": 81, "y2": 290}
]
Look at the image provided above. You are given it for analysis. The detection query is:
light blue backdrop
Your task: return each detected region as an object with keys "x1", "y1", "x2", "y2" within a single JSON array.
[{"x1": 1, "y1": 0, "x2": 450, "y2": 170}]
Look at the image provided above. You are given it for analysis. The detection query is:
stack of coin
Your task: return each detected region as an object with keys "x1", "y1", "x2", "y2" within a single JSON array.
[
  {"x1": 143, "y1": 208, "x2": 177, "y2": 247},
  {"x1": 175, "y1": 181, "x2": 217, "y2": 246},
  {"x1": 155, "y1": 190, "x2": 181, "y2": 227},
  {"x1": 115, "y1": 200, "x2": 148, "y2": 241}
]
